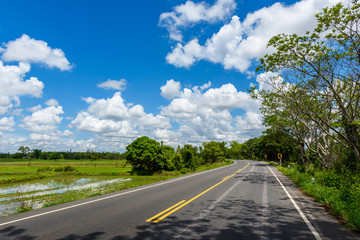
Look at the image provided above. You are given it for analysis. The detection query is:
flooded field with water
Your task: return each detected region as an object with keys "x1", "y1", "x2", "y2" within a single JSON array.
[{"x1": 0, "y1": 177, "x2": 131, "y2": 217}]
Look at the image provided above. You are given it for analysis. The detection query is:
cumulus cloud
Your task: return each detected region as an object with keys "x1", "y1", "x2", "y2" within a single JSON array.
[
  {"x1": 160, "y1": 82, "x2": 264, "y2": 143},
  {"x1": 166, "y1": 0, "x2": 342, "y2": 72},
  {"x1": 70, "y1": 112, "x2": 134, "y2": 135},
  {"x1": 160, "y1": 79, "x2": 181, "y2": 100},
  {"x1": 159, "y1": 0, "x2": 236, "y2": 41},
  {"x1": 0, "y1": 61, "x2": 44, "y2": 114},
  {"x1": 0, "y1": 116, "x2": 15, "y2": 133},
  {"x1": 71, "y1": 91, "x2": 172, "y2": 139},
  {"x1": 1, "y1": 34, "x2": 72, "y2": 71},
  {"x1": 19, "y1": 106, "x2": 64, "y2": 133},
  {"x1": 85, "y1": 92, "x2": 146, "y2": 120},
  {"x1": 97, "y1": 79, "x2": 127, "y2": 91}
]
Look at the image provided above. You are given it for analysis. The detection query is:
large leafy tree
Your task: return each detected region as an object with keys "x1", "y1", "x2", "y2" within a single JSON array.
[
  {"x1": 256, "y1": 0, "x2": 360, "y2": 169},
  {"x1": 125, "y1": 136, "x2": 164, "y2": 172}
]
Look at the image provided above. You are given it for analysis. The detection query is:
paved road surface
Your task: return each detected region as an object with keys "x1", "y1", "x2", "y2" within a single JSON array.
[{"x1": 0, "y1": 160, "x2": 358, "y2": 239}]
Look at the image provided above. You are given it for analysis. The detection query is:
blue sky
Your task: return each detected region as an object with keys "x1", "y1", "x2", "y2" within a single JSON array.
[{"x1": 0, "y1": 0, "x2": 342, "y2": 152}]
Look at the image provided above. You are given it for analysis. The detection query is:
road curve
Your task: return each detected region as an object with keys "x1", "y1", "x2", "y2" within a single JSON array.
[{"x1": 0, "y1": 160, "x2": 358, "y2": 239}]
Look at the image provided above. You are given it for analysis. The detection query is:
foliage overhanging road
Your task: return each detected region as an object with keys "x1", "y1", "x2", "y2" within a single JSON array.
[{"x1": 0, "y1": 160, "x2": 358, "y2": 239}]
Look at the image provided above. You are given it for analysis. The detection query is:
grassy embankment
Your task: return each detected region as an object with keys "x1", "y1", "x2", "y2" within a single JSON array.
[
  {"x1": 275, "y1": 163, "x2": 360, "y2": 232},
  {"x1": 0, "y1": 158, "x2": 232, "y2": 215}
]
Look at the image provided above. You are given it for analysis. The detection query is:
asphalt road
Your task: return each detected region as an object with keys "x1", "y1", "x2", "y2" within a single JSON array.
[{"x1": 0, "y1": 160, "x2": 358, "y2": 240}]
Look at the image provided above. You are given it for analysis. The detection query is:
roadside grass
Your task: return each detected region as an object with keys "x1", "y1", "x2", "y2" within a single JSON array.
[
  {"x1": 0, "y1": 159, "x2": 233, "y2": 216},
  {"x1": 276, "y1": 164, "x2": 360, "y2": 232}
]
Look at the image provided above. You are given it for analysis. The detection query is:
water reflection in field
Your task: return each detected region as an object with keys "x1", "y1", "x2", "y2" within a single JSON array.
[{"x1": 0, "y1": 177, "x2": 131, "y2": 217}]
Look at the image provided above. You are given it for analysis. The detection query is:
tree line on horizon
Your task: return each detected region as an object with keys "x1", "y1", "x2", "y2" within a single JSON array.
[{"x1": 0, "y1": 131, "x2": 297, "y2": 171}]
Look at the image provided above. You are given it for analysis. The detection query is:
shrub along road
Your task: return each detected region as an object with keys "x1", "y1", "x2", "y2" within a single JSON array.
[{"x1": 0, "y1": 160, "x2": 358, "y2": 239}]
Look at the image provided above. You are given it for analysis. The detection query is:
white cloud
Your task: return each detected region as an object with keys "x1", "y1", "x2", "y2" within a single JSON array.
[
  {"x1": 30, "y1": 133, "x2": 59, "y2": 142},
  {"x1": 0, "y1": 116, "x2": 15, "y2": 133},
  {"x1": 70, "y1": 112, "x2": 136, "y2": 137},
  {"x1": 160, "y1": 82, "x2": 264, "y2": 144},
  {"x1": 67, "y1": 139, "x2": 96, "y2": 151},
  {"x1": 159, "y1": 0, "x2": 236, "y2": 41},
  {"x1": 199, "y1": 81, "x2": 211, "y2": 91},
  {"x1": 0, "y1": 61, "x2": 44, "y2": 114},
  {"x1": 166, "y1": 39, "x2": 203, "y2": 68},
  {"x1": 85, "y1": 92, "x2": 146, "y2": 120},
  {"x1": 1, "y1": 34, "x2": 72, "y2": 71},
  {"x1": 139, "y1": 114, "x2": 171, "y2": 129},
  {"x1": 71, "y1": 91, "x2": 172, "y2": 139},
  {"x1": 235, "y1": 112, "x2": 264, "y2": 136},
  {"x1": 61, "y1": 130, "x2": 73, "y2": 136},
  {"x1": 166, "y1": 0, "x2": 342, "y2": 72},
  {"x1": 45, "y1": 98, "x2": 59, "y2": 107},
  {"x1": 97, "y1": 79, "x2": 127, "y2": 91},
  {"x1": 27, "y1": 105, "x2": 42, "y2": 112},
  {"x1": 160, "y1": 79, "x2": 181, "y2": 100},
  {"x1": 19, "y1": 106, "x2": 64, "y2": 133}
]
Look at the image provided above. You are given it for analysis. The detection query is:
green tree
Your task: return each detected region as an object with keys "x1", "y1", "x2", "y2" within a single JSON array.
[
  {"x1": 181, "y1": 145, "x2": 198, "y2": 170},
  {"x1": 49, "y1": 152, "x2": 64, "y2": 160},
  {"x1": 18, "y1": 146, "x2": 31, "y2": 165},
  {"x1": 228, "y1": 141, "x2": 249, "y2": 159},
  {"x1": 256, "y1": 0, "x2": 360, "y2": 169},
  {"x1": 202, "y1": 141, "x2": 225, "y2": 163},
  {"x1": 159, "y1": 145, "x2": 176, "y2": 171},
  {"x1": 32, "y1": 149, "x2": 42, "y2": 159},
  {"x1": 18, "y1": 146, "x2": 30, "y2": 156},
  {"x1": 125, "y1": 136, "x2": 164, "y2": 173}
]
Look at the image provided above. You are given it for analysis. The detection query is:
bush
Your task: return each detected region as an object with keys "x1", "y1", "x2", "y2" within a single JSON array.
[
  {"x1": 180, "y1": 168, "x2": 189, "y2": 174},
  {"x1": 316, "y1": 170, "x2": 341, "y2": 188},
  {"x1": 37, "y1": 166, "x2": 53, "y2": 172},
  {"x1": 53, "y1": 165, "x2": 76, "y2": 172}
]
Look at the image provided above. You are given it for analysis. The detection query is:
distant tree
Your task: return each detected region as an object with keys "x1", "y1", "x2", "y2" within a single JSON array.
[
  {"x1": 226, "y1": 141, "x2": 244, "y2": 159},
  {"x1": 41, "y1": 152, "x2": 49, "y2": 160},
  {"x1": 18, "y1": 146, "x2": 31, "y2": 165},
  {"x1": 18, "y1": 146, "x2": 30, "y2": 156},
  {"x1": 32, "y1": 149, "x2": 42, "y2": 159},
  {"x1": 49, "y1": 152, "x2": 64, "y2": 160}
]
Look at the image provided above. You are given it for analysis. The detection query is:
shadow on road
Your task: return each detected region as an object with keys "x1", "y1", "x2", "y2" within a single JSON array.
[
  {"x1": 0, "y1": 226, "x2": 35, "y2": 240},
  {"x1": 0, "y1": 225, "x2": 105, "y2": 240}
]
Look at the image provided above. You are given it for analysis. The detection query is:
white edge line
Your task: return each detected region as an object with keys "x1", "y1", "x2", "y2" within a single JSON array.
[
  {"x1": 0, "y1": 160, "x2": 239, "y2": 227},
  {"x1": 266, "y1": 165, "x2": 322, "y2": 240}
]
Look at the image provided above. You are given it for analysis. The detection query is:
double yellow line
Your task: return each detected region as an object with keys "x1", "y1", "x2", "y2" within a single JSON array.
[{"x1": 146, "y1": 161, "x2": 250, "y2": 223}]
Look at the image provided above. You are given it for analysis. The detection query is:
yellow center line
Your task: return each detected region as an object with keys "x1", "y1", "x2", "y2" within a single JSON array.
[
  {"x1": 146, "y1": 200, "x2": 186, "y2": 222},
  {"x1": 147, "y1": 161, "x2": 250, "y2": 223}
]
